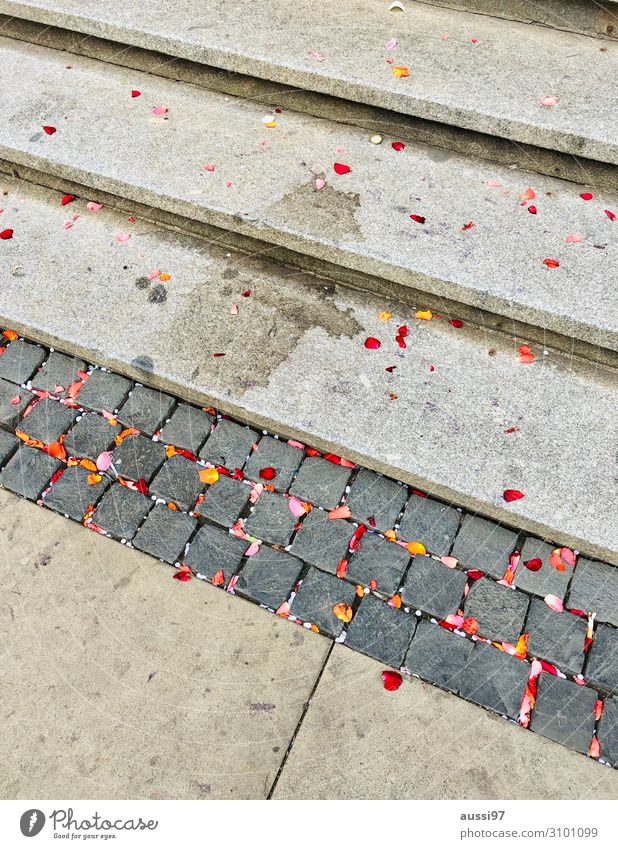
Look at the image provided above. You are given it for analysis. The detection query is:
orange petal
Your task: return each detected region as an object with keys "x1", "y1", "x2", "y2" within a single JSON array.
[
  {"x1": 199, "y1": 467, "x2": 219, "y2": 484},
  {"x1": 332, "y1": 602, "x2": 353, "y2": 623},
  {"x1": 405, "y1": 541, "x2": 426, "y2": 556}
]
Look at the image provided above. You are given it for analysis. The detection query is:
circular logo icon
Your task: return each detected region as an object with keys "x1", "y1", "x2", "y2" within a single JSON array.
[{"x1": 19, "y1": 810, "x2": 46, "y2": 837}]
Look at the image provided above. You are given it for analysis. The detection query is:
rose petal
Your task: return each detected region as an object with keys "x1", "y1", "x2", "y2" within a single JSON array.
[
  {"x1": 152, "y1": 106, "x2": 168, "y2": 115},
  {"x1": 503, "y1": 489, "x2": 525, "y2": 502},
  {"x1": 86, "y1": 202, "x2": 103, "y2": 212},
  {"x1": 385, "y1": 37, "x2": 397, "y2": 49},
  {"x1": 566, "y1": 234, "x2": 582, "y2": 243},
  {"x1": 334, "y1": 162, "x2": 351, "y2": 175},
  {"x1": 61, "y1": 195, "x2": 74, "y2": 206},
  {"x1": 131, "y1": 90, "x2": 141, "y2": 98},
  {"x1": 115, "y1": 233, "x2": 131, "y2": 243},
  {"x1": 42, "y1": 125, "x2": 56, "y2": 135},
  {"x1": 605, "y1": 209, "x2": 616, "y2": 221},
  {"x1": 543, "y1": 258, "x2": 559, "y2": 268},
  {"x1": 259, "y1": 466, "x2": 277, "y2": 481},
  {"x1": 199, "y1": 467, "x2": 219, "y2": 484},
  {"x1": 580, "y1": 192, "x2": 593, "y2": 201},
  {"x1": 0, "y1": 229, "x2": 14, "y2": 240},
  {"x1": 381, "y1": 670, "x2": 402, "y2": 691},
  {"x1": 328, "y1": 505, "x2": 352, "y2": 520},
  {"x1": 314, "y1": 178, "x2": 326, "y2": 190},
  {"x1": 364, "y1": 336, "x2": 381, "y2": 349},
  {"x1": 524, "y1": 557, "x2": 543, "y2": 572},
  {"x1": 540, "y1": 95, "x2": 558, "y2": 107},
  {"x1": 332, "y1": 602, "x2": 353, "y2": 623},
  {"x1": 410, "y1": 214, "x2": 425, "y2": 223},
  {"x1": 96, "y1": 451, "x2": 113, "y2": 471},
  {"x1": 544, "y1": 594, "x2": 564, "y2": 613},
  {"x1": 288, "y1": 496, "x2": 307, "y2": 517},
  {"x1": 391, "y1": 141, "x2": 405, "y2": 151}
]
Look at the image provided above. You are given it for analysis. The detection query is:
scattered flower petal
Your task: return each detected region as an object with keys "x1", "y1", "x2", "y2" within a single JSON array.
[
  {"x1": 259, "y1": 466, "x2": 277, "y2": 481},
  {"x1": 199, "y1": 467, "x2": 219, "y2": 484},
  {"x1": 605, "y1": 209, "x2": 616, "y2": 221},
  {"x1": 544, "y1": 594, "x2": 564, "y2": 613},
  {"x1": 370, "y1": 134, "x2": 383, "y2": 144},
  {"x1": 503, "y1": 489, "x2": 525, "y2": 502},
  {"x1": 540, "y1": 95, "x2": 558, "y2": 107},
  {"x1": 381, "y1": 670, "x2": 402, "y2": 691},
  {"x1": 115, "y1": 233, "x2": 131, "y2": 243},
  {"x1": 0, "y1": 229, "x2": 14, "y2": 240},
  {"x1": 566, "y1": 234, "x2": 582, "y2": 243},
  {"x1": 328, "y1": 505, "x2": 351, "y2": 520},
  {"x1": 332, "y1": 602, "x2": 353, "y2": 623},
  {"x1": 524, "y1": 558, "x2": 543, "y2": 572},
  {"x1": 334, "y1": 162, "x2": 351, "y2": 175},
  {"x1": 42, "y1": 125, "x2": 56, "y2": 135},
  {"x1": 288, "y1": 496, "x2": 307, "y2": 517},
  {"x1": 392, "y1": 66, "x2": 409, "y2": 77},
  {"x1": 391, "y1": 141, "x2": 405, "y2": 151},
  {"x1": 152, "y1": 106, "x2": 168, "y2": 115},
  {"x1": 86, "y1": 202, "x2": 103, "y2": 212},
  {"x1": 580, "y1": 192, "x2": 593, "y2": 201},
  {"x1": 364, "y1": 336, "x2": 381, "y2": 349},
  {"x1": 543, "y1": 258, "x2": 559, "y2": 268},
  {"x1": 415, "y1": 309, "x2": 432, "y2": 320},
  {"x1": 173, "y1": 565, "x2": 192, "y2": 582},
  {"x1": 410, "y1": 214, "x2": 425, "y2": 224},
  {"x1": 131, "y1": 90, "x2": 140, "y2": 98},
  {"x1": 385, "y1": 37, "x2": 397, "y2": 50}
]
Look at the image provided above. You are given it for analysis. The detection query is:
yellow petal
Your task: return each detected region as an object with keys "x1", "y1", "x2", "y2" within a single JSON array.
[
  {"x1": 415, "y1": 309, "x2": 433, "y2": 320},
  {"x1": 199, "y1": 467, "x2": 219, "y2": 484},
  {"x1": 406, "y1": 541, "x2": 426, "y2": 555}
]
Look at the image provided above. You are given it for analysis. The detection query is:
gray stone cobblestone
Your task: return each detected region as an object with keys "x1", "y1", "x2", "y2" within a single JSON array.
[
  {"x1": 451, "y1": 515, "x2": 518, "y2": 579},
  {"x1": 402, "y1": 554, "x2": 467, "y2": 620},
  {"x1": 288, "y1": 567, "x2": 356, "y2": 638},
  {"x1": 463, "y1": 578, "x2": 529, "y2": 644},
  {"x1": 243, "y1": 492, "x2": 298, "y2": 546},
  {"x1": 0, "y1": 429, "x2": 19, "y2": 466},
  {"x1": 513, "y1": 537, "x2": 573, "y2": 600},
  {"x1": 398, "y1": 494, "x2": 460, "y2": 556},
  {"x1": 117, "y1": 385, "x2": 175, "y2": 434},
  {"x1": 459, "y1": 642, "x2": 530, "y2": 720},
  {"x1": 158, "y1": 403, "x2": 214, "y2": 454},
  {"x1": 0, "y1": 378, "x2": 32, "y2": 428},
  {"x1": 93, "y1": 483, "x2": 152, "y2": 540},
  {"x1": 243, "y1": 435, "x2": 304, "y2": 492},
  {"x1": 0, "y1": 338, "x2": 46, "y2": 385},
  {"x1": 42, "y1": 465, "x2": 109, "y2": 521},
  {"x1": 345, "y1": 468, "x2": 408, "y2": 532},
  {"x1": 585, "y1": 625, "x2": 618, "y2": 694},
  {"x1": 195, "y1": 475, "x2": 250, "y2": 527},
  {"x1": 404, "y1": 618, "x2": 473, "y2": 693},
  {"x1": 111, "y1": 433, "x2": 167, "y2": 483},
  {"x1": 288, "y1": 456, "x2": 352, "y2": 510},
  {"x1": 346, "y1": 533, "x2": 410, "y2": 596},
  {"x1": 0, "y1": 445, "x2": 61, "y2": 499},
  {"x1": 149, "y1": 454, "x2": 205, "y2": 511},
  {"x1": 183, "y1": 522, "x2": 247, "y2": 582},
  {"x1": 530, "y1": 674, "x2": 597, "y2": 754},
  {"x1": 568, "y1": 557, "x2": 618, "y2": 626},
  {"x1": 526, "y1": 599, "x2": 587, "y2": 673},
  {"x1": 289, "y1": 509, "x2": 353, "y2": 573},
  {"x1": 598, "y1": 696, "x2": 618, "y2": 766},
  {"x1": 235, "y1": 547, "x2": 303, "y2": 610},
  {"x1": 30, "y1": 351, "x2": 86, "y2": 396},
  {"x1": 345, "y1": 593, "x2": 416, "y2": 667},
  {"x1": 75, "y1": 369, "x2": 131, "y2": 413},
  {"x1": 133, "y1": 503, "x2": 197, "y2": 564},
  {"x1": 199, "y1": 419, "x2": 257, "y2": 470},
  {"x1": 19, "y1": 398, "x2": 77, "y2": 444},
  {"x1": 62, "y1": 413, "x2": 121, "y2": 460}
]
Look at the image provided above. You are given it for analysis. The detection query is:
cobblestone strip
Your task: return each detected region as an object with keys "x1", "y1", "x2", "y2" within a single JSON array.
[{"x1": 0, "y1": 328, "x2": 616, "y2": 768}]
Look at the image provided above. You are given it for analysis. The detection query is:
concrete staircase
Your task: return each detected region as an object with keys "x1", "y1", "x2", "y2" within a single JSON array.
[{"x1": 0, "y1": 0, "x2": 616, "y2": 562}]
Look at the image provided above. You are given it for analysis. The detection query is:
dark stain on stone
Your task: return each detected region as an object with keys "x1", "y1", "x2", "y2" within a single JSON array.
[
  {"x1": 131, "y1": 355, "x2": 154, "y2": 373},
  {"x1": 148, "y1": 284, "x2": 167, "y2": 304},
  {"x1": 135, "y1": 276, "x2": 150, "y2": 290},
  {"x1": 223, "y1": 268, "x2": 239, "y2": 280},
  {"x1": 274, "y1": 182, "x2": 363, "y2": 240},
  {"x1": 249, "y1": 703, "x2": 276, "y2": 715}
]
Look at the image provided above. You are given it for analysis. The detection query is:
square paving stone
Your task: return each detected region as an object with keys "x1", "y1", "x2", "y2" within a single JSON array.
[
  {"x1": 525, "y1": 598, "x2": 587, "y2": 673},
  {"x1": 93, "y1": 483, "x2": 152, "y2": 541},
  {"x1": 345, "y1": 593, "x2": 416, "y2": 667},
  {"x1": 117, "y1": 385, "x2": 175, "y2": 434},
  {"x1": 288, "y1": 455, "x2": 352, "y2": 510},
  {"x1": 30, "y1": 350, "x2": 86, "y2": 396},
  {"x1": 401, "y1": 554, "x2": 467, "y2": 619},
  {"x1": 42, "y1": 465, "x2": 109, "y2": 521},
  {"x1": 0, "y1": 429, "x2": 19, "y2": 466},
  {"x1": 196, "y1": 475, "x2": 250, "y2": 527},
  {"x1": 513, "y1": 537, "x2": 573, "y2": 601},
  {"x1": 0, "y1": 378, "x2": 32, "y2": 428},
  {"x1": 451, "y1": 515, "x2": 518, "y2": 579},
  {"x1": 344, "y1": 468, "x2": 408, "y2": 532},
  {"x1": 568, "y1": 557, "x2": 618, "y2": 626},
  {"x1": 243, "y1": 435, "x2": 304, "y2": 492},
  {"x1": 243, "y1": 492, "x2": 297, "y2": 546},
  {"x1": 235, "y1": 546, "x2": 303, "y2": 610},
  {"x1": 346, "y1": 532, "x2": 410, "y2": 595},
  {"x1": 598, "y1": 696, "x2": 618, "y2": 766},
  {"x1": 289, "y1": 567, "x2": 357, "y2": 638},
  {"x1": 149, "y1": 454, "x2": 205, "y2": 511},
  {"x1": 398, "y1": 494, "x2": 460, "y2": 556},
  {"x1": 463, "y1": 578, "x2": 529, "y2": 644},
  {"x1": 111, "y1": 433, "x2": 167, "y2": 484},
  {"x1": 158, "y1": 403, "x2": 214, "y2": 454},
  {"x1": 19, "y1": 398, "x2": 77, "y2": 444},
  {"x1": 289, "y1": 509, "x2": 353, "y2": 573},
  {"x1": 183, "y1": 522, "x2": 247, "y2": 581},
  {"x1": 530, "y1": 674, "x2": 597, "y2": 754},
  {"x1": 0, "y1": 445, "x2": 61, "y2": 499},
  {"x1": 133, "y1": 503, "x2": 197, "y2": 564},
  {"x1": 0, "y1": 338, "x2": 46, "y2": 385},
  {"x1": 75, "y1": 369, "x2": 131, "y2": 413},
  {"x1": 459, "y1": 641, "x2": 530, "y2": 720},
  {"x1": 62, "y1": 413, "x2": 121, "y2": 460},
  {"x1": 199, "y1": 419, "x2": 257, "y2": 470},
  {"x1": 404, "y1": 618, "x2": 474, "y2": 692},
  {"x1": 585, "y1": 625, "x2": 618, "y2": 694}
]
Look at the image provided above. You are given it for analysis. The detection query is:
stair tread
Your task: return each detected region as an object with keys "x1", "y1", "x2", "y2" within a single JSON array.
[
  {"x1": 0, "y1": 0, "x2": 616, "y2": 163},
  {"x1": 0, "y1": 38, "x2": 616, "y2": 351},
  {"x1": 1, "y1": 175, "x2": 616, "y2": 563}
]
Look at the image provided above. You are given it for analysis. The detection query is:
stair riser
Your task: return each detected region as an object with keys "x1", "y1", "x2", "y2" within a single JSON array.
[
  {"x1": 415, "y1": 0, "x2": 617, "y2": 40},
  {"x1": 3, "y1": 159, "x2": 617, "y2": 370},
  {"x1": 1, "y1": 15, "x2": 616, "y2": 192}
]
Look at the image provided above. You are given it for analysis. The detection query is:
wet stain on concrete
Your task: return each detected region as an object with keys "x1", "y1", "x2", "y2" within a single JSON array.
[
  {"x1": 131, "y1": 355, "x2": 154, "y2": 373},
  {"x1": 274, "y1": 182, "x2": 363, "y2": 241},
  {"x1": 148, "y1": 284, "x2": 167, "y2": 304}
]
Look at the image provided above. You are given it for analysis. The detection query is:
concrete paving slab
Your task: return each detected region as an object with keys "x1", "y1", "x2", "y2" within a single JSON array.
[
  {"x1": 0, "y1": 0, "x2": 615, "y2": 163},
  {"x1": 271, "y1": 644, "x2": 618, "y2": 799},
  {"x1": 0, "y1": 177, "x2": 616, "y2": 565},
  {"x1": 0, "y1": 488, "x2": 330, "y2": 799},
  {"x1": 0, "y1": 40, "x2": 617, "y2": 351}
]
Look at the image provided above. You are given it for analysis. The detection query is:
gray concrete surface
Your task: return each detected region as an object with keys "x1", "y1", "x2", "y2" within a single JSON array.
[
  {"x1": 0, "y1": 0, "x2": 615, "y2": 163},
  {"x1": 0, "y1": 176, "x2": 616, "y2": 564},
  {"x1": 271, "y1": 645, "x2": 618, "y2": 800},
  {"x1": 0, "y1": 489, "x2": 330, "y2": 799},
  {"x1": 0, "y1": 40, "x2": 617, "y2": 351}
]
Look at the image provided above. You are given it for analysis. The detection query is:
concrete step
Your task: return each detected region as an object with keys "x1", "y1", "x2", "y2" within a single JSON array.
[
  {"x1": 1, "y1": 174, "x2": 616, "y2": 564},
  {"x1": 0, "y1": 0, "x2": 616, "y2": 166},
  {"x1": 0, "y1": 38, "x2": 616, "y2": 359},
  {"x1": 414, "y1": 1, "x2": 618, "y2": 41}
]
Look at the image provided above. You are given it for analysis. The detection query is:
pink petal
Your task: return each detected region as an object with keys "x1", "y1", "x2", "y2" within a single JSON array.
[
  {"x1": 96, "y1": 451, "x2": 113, "y2": 471},
  {"x1": 559, "y1": 547, "x2": 576, "y2": 567},
  {"x1": 147, "y1": 269, "x2": 161, "y2": 280},
  {"x1": 440, "y1": 556, "x2": 458, "y2": 569},
  {"x1": 540, "y1": 95, "x2": 558, "y2": 108},
  {"x1": 244, "y1": 542, "x2": 260, "y2": 557},
  {"x1": 328, "y1": 505, "x2": 351, "y2": 520},
  {"x1": 566, "y1": 234, "x2": 582, "y2": 243},
  {"x1": 385, "y1": 37, "x2": 397, "y2": 50},
  {"x1": 544, "y1": 594, "x2": 564, "y2": 613},
  {"x1": 288, "y1": 496, "x2": 307, "y2": 517},
  {"x1": 152, "y1": 106, "x2": 168, "y2": 116},
  {"x1": 445, "y1": 613, "x2": 464, "y2": 628},
  {"x1": 86, "y1": 202, "x2": 103, "y2": 212},
  {"x1": 203, "y1": 163, "x2": 215, "y2": 172},
  {"x1": 314, "y1": 178, "x2": 326, "y2": 191},
  {"x1": 115, "y1": 233, "x2": 131, "y2": 243}
]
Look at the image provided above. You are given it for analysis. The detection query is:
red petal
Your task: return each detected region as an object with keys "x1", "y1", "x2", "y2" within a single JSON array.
[
  {"x1": 461, "y1": 221, "x2": 474, "y2": 231},
  {"x1": 42, "y1": 125, "x2": 56, "y2": 135},
  {"x1": 173, "y1": 565, "x2": 192, "y2": 582},
  {"x1": 395, "y1": 335, "x2": 406, "y2": 348},
  {"x1": 397, "y1": 324, "x2": 408, "y2": 337},
  {"x1": 580, "y1": 192, "x2": 593, "y2": 201},
  {"x1": 211, "y1": 569, "x2": 225, "y2": 586},
  {"x1": 0, "y1": 229, "x2": 13, "y2": 240},
  {"x1": 131, "y1": 90, "x2": 141, "y2": 98},
  {"x1": 385, "y1": 365, "x2": 396, "y2": 372},
  {"x1": 336, "y1": 559, "x2": 348, "y2": 578},
  {"x1": 240, "y1": 289, "x2": 251, "y2": 297},
  {"x1": 134, "y1": 478, "x2": 149, "y2": 495},
  {"x1": 605, "y1": 209, "x2": 616, "y2": 221},
  {"x1": 381, "y1": 670, "x2": 403, "y2": 691},
  {"x1": 334, "y1": 162, "x2": 351, "y2": 175},
  {"x1": 524, "y1": 558, "x2": 543, "y2": 572},
  {"x1": 364, "y1": 337, "x2": 381, "y2": 349},
  {"x1": 61, "y1": 194, "x2": 75, "y2": 206},
  {"x1": 528, "y1": 205, "x2": 537, "y2": 214},
  {"x1": 391, "y1": 141, "x2": 405, "y2": 151},
  {"x1": 466, "y1": 569, "x2": 485, "y2": 581},
  {"x1": 503, "y1": 489, "x2": 525, "y2": 502},
  {"x1": 449, "y1": 319, "x2": 463, "y2": 328},
  {"x1": 543, "y1": 258, "x2": 559, "y2": 269},
  {"x1": 259, "y1": 466, "x2": 277, "y2": 480},
  {"x1": 410, "y1": 214, "x2": 425, "y2": 223}
]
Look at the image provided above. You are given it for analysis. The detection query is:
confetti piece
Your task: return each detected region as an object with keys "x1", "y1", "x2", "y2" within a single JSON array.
[
  {"x1": 410, "y1": 214, "x2": 425, "y2": 224},
  {"x1": 42, "y1": 125, "x2": 56, "y2": 135},
  {"x1": 544, "y1": 594, "x2": 564, "y2": 613},
  {"x1": 332, "y1": 602, "x2": 353, "y2": 623},
  {"x1": 381, "y1": 670, "x2": 402, "y2": 691},
  {"x1": 392, "y1": 66, "x2": 409, "y2": 78},
  {"x1": 503, "y1": 489, "x2": 525, "y2": 502},
  {"x1": 543, "y1": 258, "x2": 559, "y2": 269},
  {"x1": 364, "y1": 337, "x2": 381, "y2": 349},
  {"x1": 199, "y1": 468, "x2": 219, "y2": 484},
  {"x1": 415, "y1": 309, "x2": 432, "y2": 320},
  {"x1": 0, "y1": 229, "x2": 14, "y2": 239},
  {"x1": 334, "y1": 162, "x2": 351, "y2": 175}
]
